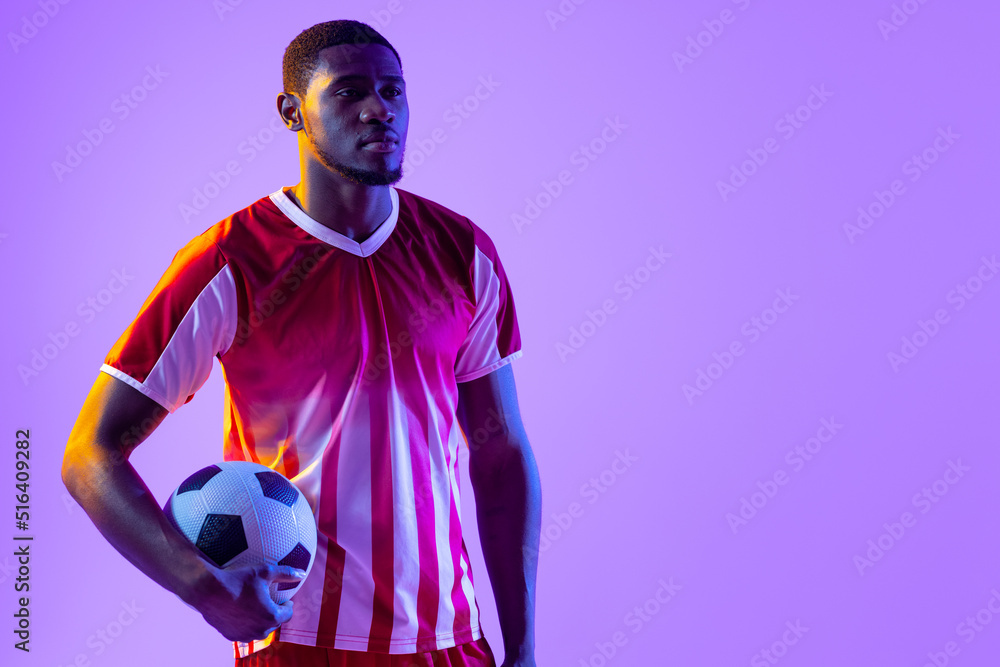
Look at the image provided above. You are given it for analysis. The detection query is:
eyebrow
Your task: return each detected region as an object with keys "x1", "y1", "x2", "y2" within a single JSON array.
[{"x1": 328, "y1": 74, "x2": 405, "y2": 86}]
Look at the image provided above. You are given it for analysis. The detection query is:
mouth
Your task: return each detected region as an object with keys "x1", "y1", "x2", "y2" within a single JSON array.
[{"x1": 360, "y1": 140, "x2": 399, "y2": 153}]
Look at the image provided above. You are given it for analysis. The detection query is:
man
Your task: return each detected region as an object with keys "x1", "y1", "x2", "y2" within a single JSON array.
[{"x1": 61, "y1": 20, "x2": 541, "y2": 667}]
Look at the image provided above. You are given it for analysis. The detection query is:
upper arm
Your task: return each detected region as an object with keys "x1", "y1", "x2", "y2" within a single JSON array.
[
  {"x1": 62, "y1": 371, "x2": 169, "y2": 484},
  {"x1": 63, "y1": 235, "x2": 234, "y2": 485},
  {"x1": 456, "y1": 363, "x2": 530, "y2": 472},
  {"x1": 454, "y1": 222, "x2": 526, "y2": 471}
]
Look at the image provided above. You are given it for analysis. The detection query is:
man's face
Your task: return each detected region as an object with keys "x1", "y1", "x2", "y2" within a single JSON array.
[{"x1": 298, "y1": 43, "x2": 408, "y2": 186}]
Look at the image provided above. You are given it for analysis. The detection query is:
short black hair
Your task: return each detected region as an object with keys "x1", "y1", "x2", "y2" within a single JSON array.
[{"x1": 282, "y1": 20, "x2": 402, "y2": 97}]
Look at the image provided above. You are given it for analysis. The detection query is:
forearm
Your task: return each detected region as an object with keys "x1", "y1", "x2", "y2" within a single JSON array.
[
  {"x1": 470, "y1": 440, "x2": 542, "y2": 660},
  {"x1": 62, "y1": 445, "x2": 212, "y2": 607}
]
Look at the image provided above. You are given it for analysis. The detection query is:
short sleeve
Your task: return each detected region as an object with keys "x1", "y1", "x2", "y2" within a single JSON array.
[
  {"x1": 454, "y1": 222, "x2": 523, "y2": 383},
  {"x1": 100, "y1": 235, "x2": 238, "y2": 413}
]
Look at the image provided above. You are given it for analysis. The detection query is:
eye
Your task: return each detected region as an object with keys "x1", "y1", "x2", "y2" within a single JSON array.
[
  {"x1": 384, "y1": 87, "x2": 403, "y2": 98},
  {"x1": 337, "y1": 89, "x2": 359, "y2": 97}
]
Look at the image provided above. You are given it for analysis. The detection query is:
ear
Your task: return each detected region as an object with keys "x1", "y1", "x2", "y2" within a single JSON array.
[{"x1": 276, "y1": 92, "x2": 303, "y2": 131}]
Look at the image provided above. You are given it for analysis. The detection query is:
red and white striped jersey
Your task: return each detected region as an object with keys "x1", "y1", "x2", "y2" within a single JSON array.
[{"x1": 100, "y1": 186, "x2": 522, "y2": 657}]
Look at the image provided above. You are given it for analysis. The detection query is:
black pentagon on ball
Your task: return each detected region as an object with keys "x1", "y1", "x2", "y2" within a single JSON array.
[
  {"x1": 196, "y1": 514, "x2": 248, "y2": 566},
  {"x1": 278, "y1": 542, "x2": 311, "y2": 570},
  {"x1": 255, "y1": 471, "x2": 298, "y2": 507},
  {"x1": 276, "y1": 542, "x2": 312, "y2": 590},
  {"x1": 177, "y1": 464, "x2": 223, "y2": 494}
]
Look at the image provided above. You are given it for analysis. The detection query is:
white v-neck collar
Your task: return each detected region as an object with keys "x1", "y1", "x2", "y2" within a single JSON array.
[{"x1": 268, "y1": 187, "x2": 399, "y2": 258}]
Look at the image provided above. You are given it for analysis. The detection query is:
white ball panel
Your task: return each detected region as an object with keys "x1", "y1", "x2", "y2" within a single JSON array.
[
  {"x1": 253, "y1": 497, "x2": 298, "y2": 561},
  {"x1": 168, "y1": 491, "x2": 209, "y2": 543}
]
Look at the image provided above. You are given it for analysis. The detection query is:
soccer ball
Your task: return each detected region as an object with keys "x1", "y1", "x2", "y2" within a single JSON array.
[{"x1": 163, "y1": 461, "x2": 317, "y2": 604}]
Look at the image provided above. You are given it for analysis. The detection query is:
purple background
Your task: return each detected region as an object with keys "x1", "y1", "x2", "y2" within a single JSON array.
[{"x1": 3, "y1": 0, "x2": 999, "y2": 665}]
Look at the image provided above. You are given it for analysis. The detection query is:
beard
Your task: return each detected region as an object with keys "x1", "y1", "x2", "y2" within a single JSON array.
[{"x1": 314, "y1": 142, "x2": 404, "y2": 186}]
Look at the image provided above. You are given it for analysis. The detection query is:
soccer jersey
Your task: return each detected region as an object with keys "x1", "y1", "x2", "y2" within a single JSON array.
[{"x1": 100, "y1": 185, "x2": 522, "y2": 657}]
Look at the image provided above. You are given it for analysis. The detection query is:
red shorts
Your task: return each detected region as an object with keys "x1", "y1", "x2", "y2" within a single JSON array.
[{"x1": 235, "y1": 637, "x2": 496, "y2": 667}]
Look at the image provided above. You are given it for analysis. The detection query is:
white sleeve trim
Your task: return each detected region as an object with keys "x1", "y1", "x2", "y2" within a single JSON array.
[
  {"x1": 455, "y1": 349, "x2": 523, "y2": 383},
  {"x1": 99, "y1": 363, "x2": 177, "y2": 412}
]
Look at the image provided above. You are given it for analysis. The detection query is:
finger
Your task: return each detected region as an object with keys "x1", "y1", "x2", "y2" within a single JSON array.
[
  {"x1": 267, "y1": 565, "x2": 308, "y2": 585},
  {"x1": 251, "y1": 562, "x2": 278, "y2": 581},
  {"x1": 253, "y1": 562, "x2": 298, "y2": 582}
]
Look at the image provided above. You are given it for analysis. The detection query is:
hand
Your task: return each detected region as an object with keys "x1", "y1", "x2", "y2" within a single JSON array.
[{"x1": 187, "y1": 562, "x2": 306, "y2": 642}]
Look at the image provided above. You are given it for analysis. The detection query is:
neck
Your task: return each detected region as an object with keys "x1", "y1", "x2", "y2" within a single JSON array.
[{"x1": 286, "y1": 167, "x2": 392, "y2": 243}]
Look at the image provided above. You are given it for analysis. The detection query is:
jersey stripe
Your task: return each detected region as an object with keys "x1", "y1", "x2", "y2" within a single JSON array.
[
  {"x1": 388, "y1": 384, "x2": 420, "y2": 652},
  {"x1": 406, "y1": 402, "x2": 440, "y2": 648},
  {"x1": 328, "y1": 398, "x2": 371, "y2": 649},
  {"x1": 446, "y1": 430, "x2": 473, "y2": 638},
  {"x1": 433, "y1": 422, "x2": 461, "y2": 641},
  {"x1": 459, "y1": 541, "x2": 480, "y2": 634},
  {"x1": 367, "y1": 385, "x2": 395, "y2": 651}
]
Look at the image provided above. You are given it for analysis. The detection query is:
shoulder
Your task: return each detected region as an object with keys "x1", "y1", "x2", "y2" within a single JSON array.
[
  {"x1": 394, "y1": 187, "x2": 470, "y2": 228},
  {"x1": 184, "y1": 192, "x2": 282, "y2": 263},
  {"x1": 159, "y1": 193, "x2": 286, "y2": 294},
  {"x1": 393, "y1": 187, "x2": 500, "y2": 256}
]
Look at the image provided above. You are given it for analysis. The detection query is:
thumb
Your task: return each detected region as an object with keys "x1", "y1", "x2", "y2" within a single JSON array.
[{"x1": 274, "y1": 599, "x2": 295, "y2": 624}]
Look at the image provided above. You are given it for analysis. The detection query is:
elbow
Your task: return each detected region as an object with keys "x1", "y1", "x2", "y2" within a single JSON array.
[
  {"x1": 62, "y1": 432, "x2": 132, "y2": 501},
  {"x1": 469, "y1": 435, "x2": 536, "y2": 484},
  {"x1": 61, "y1": 434, "x2": 107, "y2": 500},
  {"x1": 61, "y1": 438, "x2": 85, "y2": 497}
]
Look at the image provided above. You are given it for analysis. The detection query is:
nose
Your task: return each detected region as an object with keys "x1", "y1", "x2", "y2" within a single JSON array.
[{"x1": 360, "y1": 94, "x2": 395, "y2": 124}]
